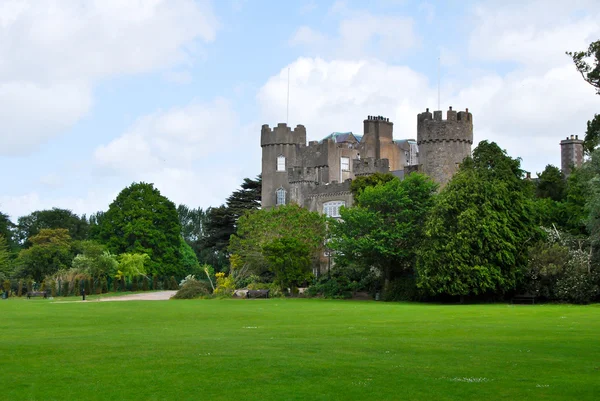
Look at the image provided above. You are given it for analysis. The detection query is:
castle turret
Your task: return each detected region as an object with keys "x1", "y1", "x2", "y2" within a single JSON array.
[
  {"x1": 261, "y1": 123, "x2": 307, "y2": 208},
  {"x1": 560, "y1": 134, "x2": 584, "y2": 178},
  {"x1": 417, "y1": 106, "x2": 473, "y2": 187}
]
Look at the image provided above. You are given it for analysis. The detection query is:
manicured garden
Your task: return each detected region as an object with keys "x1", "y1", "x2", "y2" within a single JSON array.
[{"x1": 1, "y1": 298, "x2": 598, "y2": 400}]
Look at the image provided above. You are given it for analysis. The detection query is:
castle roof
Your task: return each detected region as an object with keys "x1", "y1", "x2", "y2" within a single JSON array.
[{"x1": 320, "y1": 132, "x2": 362, "y2": 143}]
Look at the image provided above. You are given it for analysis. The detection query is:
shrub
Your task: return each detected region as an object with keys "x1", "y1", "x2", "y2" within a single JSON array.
[
  {"x1": 152, "y1": 275, "x2": 158, "y2": 290},
  {"x1": 169, "y1": 276, "x2": 178, "y2": 290},
  {"x1": 2, "y1": 279, "x2": 10, "y2": 296},
  {"x1": 382, "y1": 276, "x2": 422, "y2": 302},
  {"x1": 101, "y1": 277, "x2": 108, "y2": 293},
  {"x1": 74, "y1": 279, "x2": 80, "y2": 296},
  {"x1": 142, "y1": 277, "x2": 149, "y2": 291},
  {"x1": 84, "y1": 278, "x2": 91, "y2": 295},
  {"x1": 26, "y1": 279, "x2": 33, "y2": 293},
  {"x1": 172, "y1": 280, "x2": 212, "y2": 299},
  {"x1": 214, "y1": 272, "x2": 235, "y2": 296},
  {"x1": 62, "y1": 280, "x2": 70, "y2": 296},
  {"x1": 17, "y1": 279, "x2": 23, "y2": 297},
  {"x1": 47, "y1": 279, "x2": 56, "y2": 297}
]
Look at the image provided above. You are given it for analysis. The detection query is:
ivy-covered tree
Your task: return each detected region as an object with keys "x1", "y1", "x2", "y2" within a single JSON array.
[
  {"x1": 417, "y1": 141, "x2": 540, "y2": 299},
  {"x1": 17, "y1": 208, "x2": 89, "y2": 247},
  {"x1": 97, "y1": 182, "x2": 183, "y2": 277},
  {"x1": 331, "y1": 173, "x2": 438, "y2": 291}
]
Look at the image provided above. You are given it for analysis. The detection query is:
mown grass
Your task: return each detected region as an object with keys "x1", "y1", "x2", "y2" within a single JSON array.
[{"x1": 1, "y1": 298, "x2": 598, "y2": 400}]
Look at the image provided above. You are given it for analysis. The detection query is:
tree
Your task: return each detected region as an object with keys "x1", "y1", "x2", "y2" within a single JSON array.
[
  {"x1": 229, "y1": 204, "x2": 326, "y2": 277},
  {"x1": 583, "y1": 114, "x2": 600, "y2": 156},
  {"x1": 417, "y1": 141, "x2": 540, "y2": 299},
  {"x1": 15, "y1": 228, "x2": 72, "y2": 282},
  {"x1": 0, "y1": 235, "x2": 11, "y2": 279},
  {"x1": 0, "y1": 212, "x2": 18, "y2": 253},
  {"x1": 567, "y1": 39, "x2": 600, "y2": 95},
  {"x1": 71, "y1": 241, "x2": 118, "y2": 280},
  {"x1": 331, "y1": 173, "x2": 438, "y2": 291},
  {"x1": 116, "y1": 253, "x2": 149, "y2": 281},
  {"x1": 177, "y1": 205, "x2": 207, "y2": 243},
  {"x1": 17, "y1": 208, "x2": 89, "y2": 247},
  {"x1": 536, "y1": 165, "x2": 565, "y2": 202},
  {"x1": 350, "y1": 172, "x2": 397, "y2": 199},
  {"x1": 97, "y1": 182, "x2": 183, "y2": 276},
  {"x1": 263, "y1": 237, "x2": 312, "y2": 291}
]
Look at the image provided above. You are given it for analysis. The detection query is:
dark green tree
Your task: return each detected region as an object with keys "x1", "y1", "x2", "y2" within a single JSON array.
[
  {"x1": 177, "y1": 205, "x2": 207, "y2": 243},
  {"x1": 17, "y1": 208, "x2": 89, "y2": 247},
  {"x1": 536, "y1": 164, "x2": 565, "y2": 202},
  {"x1": 0, "y1": 235, "x2": 11, "y2": 279},
  {"x1": 417, "y1": 141, "x2": 540, "y2": 299},
  {"x1": 567, "y1": 39, "x2": 600, "y2": 95},
  {"x1": 97, "y1": 182, "x2": 183, "y2": 276},
  {"x1": 0, "y1": 212, "x2": 18, "y2": 253},
  {"x1": 583, "y1": 114, "x2": 600, "y2": 156},
  {"x1": 331, "y1": 173, "x2": 438, "y2": 291}
]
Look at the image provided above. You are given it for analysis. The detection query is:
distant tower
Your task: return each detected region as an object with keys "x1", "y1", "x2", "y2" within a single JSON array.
[
  {"x1": 260, "y1": 123, "x2": 306, "y2": 208},
  {"x1": 417, "y1": 106, "x2": 473, "y2": 187},
  {"x1": 560, "y1": 135, "x2": 584, "y2": 177}
]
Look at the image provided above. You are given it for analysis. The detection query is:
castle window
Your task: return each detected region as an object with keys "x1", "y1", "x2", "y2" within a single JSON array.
[
  {"x1": 276, "y1": 187, "x2": 286, "y2": 205},
  {"x1": 323, "y1": 201, "x2": 345, "y2": 218},
  {"x1": 277, "y1": 155, "x2": 286, "y2": 172},
  {"x1": 340, "y1": 157, "x2": 350, "y2": 171}
]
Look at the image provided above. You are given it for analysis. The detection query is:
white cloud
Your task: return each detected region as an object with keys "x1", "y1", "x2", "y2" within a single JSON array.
[
  {"x1": 290, "y1": 11, "x2": 418, "y2": 59},
  {"x1": 258, "y1": 58, "x2": 433, "y2": 141},
  {"x1": 469, "y1": 1, "x2": 600, "y2": 69},
  {"x1": 93, "y1": 99, "x2": 261, "y2": 210},
  {"x1": 258, "y1": 53, "x2": 600, "y2": 180},
  {"x1": 0, "y1": 0, "x2": 218, "y2": 155}
]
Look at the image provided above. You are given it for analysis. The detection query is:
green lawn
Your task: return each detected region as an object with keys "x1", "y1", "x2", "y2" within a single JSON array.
[{"x1": 1, "y1": 298, "x2": 598, "y2": 400}]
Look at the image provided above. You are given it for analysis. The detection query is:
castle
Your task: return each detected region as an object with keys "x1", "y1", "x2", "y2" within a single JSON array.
[{"x1": 260, "y1": 106, "x2": 473, "y2": 217}]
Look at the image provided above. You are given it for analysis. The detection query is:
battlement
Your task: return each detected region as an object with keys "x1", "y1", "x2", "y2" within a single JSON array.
[
  {"x1": 417, "y1": 107, "x2": 472, "y2": 124},
  {"x1": 288, "y1": 166, "x2": 324, "y2": 183},
  {"x1": 353, "y1": 157, "x2": 390, "y2": 176},
  {"x1": 560, "y1": 134, "x2": 584, "y2": 144},
  {"x1": 417, "y1": 106, "x2": 473, "y2": 145},
  {"x1": 261, "y1": 123, "x2": 307, "y2": 147},
  {"x1": 307, "y1": 180, "x2": 352, "y2": 198}
]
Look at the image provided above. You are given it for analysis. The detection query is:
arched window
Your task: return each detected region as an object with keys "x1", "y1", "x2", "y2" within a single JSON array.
[
  {"x1": 277, "y1": 155, "x2": 286, "y2": 172},
  {"x1": 276, "y1": 187, "x2": 286, "y2": 205},
  {"x1": 323, "y1": 201, "x2": 345, "y2": 218}
]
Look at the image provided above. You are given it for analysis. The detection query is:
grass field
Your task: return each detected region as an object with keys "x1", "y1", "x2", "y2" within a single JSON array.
[{"x1": 1, "y1": 298, "x2": 598, "y2": 400}]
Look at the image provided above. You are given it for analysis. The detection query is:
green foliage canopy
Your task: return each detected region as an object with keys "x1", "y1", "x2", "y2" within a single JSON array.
[
  {"x1": 331, "y1": 173, "x2": 438, "y2": 289},
  {"x1": 16, "y1": 228, "x2": 73, "y2": 282},
  {"x1": 17, "y1": 208, "x2": 88, "y2": 247},
  {"x1": 417, "y1": 141, "x2": 540, "y2": 297},
  {"x1": 263, "y1": 237, "x2": 312, "y2": 291},
  {"x1": 98, "y1": 182, "x2": 182, "y2": 276},
  {"x1": 567, "y1": 39, "x2": 600, "y2": 95},
  {"x1": 229, "y1": 204, "x2": 326, "y2": 276}
]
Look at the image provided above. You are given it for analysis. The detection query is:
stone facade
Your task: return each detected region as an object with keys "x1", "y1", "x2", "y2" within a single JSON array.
[
  {"x1": 417, "y1": 107, "x2": 473, "y2": 187},
  {"x1": 560, "y1": 135, "x2": 584, "y2": 177},
  {"x1": 261, "y1": 109, "x2": 472, "y2": 214}
]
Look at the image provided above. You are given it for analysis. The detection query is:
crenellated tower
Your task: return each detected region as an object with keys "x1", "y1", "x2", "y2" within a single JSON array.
[
  {"x1": 417, "y1": 106, "x2": 473, "y2": 187},
  {"x1": 261, "y1": 123, "x2": 306, "y2": 208},
  {"x1": 560, "y1": 134, "x2": 584, "y2": 178}
]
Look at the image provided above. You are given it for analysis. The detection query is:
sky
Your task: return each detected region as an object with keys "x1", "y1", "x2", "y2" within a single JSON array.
[{"x1": 1, "y1": 0, "x2": 600, "y2": 223}]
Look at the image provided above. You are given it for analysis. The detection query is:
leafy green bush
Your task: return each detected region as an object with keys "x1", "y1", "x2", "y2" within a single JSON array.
[
  {"x1": 172, "y1": 280, "x2": 212, "y2": 299},
  {"x1": 62, "y1": 280, "x2": 69, "y2": 296},
  {"x1": 17, "y1": 279, "x2": 23, "y2": 297},
  {"x1": 246, "y1": 281, "x2": 284, "y2": 297}
]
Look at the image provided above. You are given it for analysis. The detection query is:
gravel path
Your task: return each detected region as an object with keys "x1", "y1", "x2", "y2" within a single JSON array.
[{"x1": 95, "y1": 291, "x2": 177, "y2": 302}]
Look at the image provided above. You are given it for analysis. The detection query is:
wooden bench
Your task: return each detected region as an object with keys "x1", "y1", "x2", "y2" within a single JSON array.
[
  {"x1": 27, "y1": 291, "x2": 48, "y2": 299},
  {"x1": 247, "y1": 289, "x2": 269, "y2": 299},
  {"x1": 512, "y1": 294, "x2": 535, "y2": 304}
]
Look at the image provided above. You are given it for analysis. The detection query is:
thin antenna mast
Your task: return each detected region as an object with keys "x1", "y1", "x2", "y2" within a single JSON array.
[
  {"x1": 437, "y1": 55, "x2": 440, "y2": 110},
  {"x1": 287, "y1": 67, "x2": 290, "y2": 124}
]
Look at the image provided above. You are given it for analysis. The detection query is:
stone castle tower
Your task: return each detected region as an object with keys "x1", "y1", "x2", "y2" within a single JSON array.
[
  {"x1": 417, "y1": 106, "x2": 473, "y2": 187},
  {"x1": 260, "y1": 123, "x2": 306, "y2": 209},
  {"x1": 560, "y1": 134, "x2": 584, "y2": 177}
]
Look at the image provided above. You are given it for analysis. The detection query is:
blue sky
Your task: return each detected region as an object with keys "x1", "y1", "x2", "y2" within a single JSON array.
[{"x1": 1, "y1": 0, "x2": 600, "y2": 222}]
